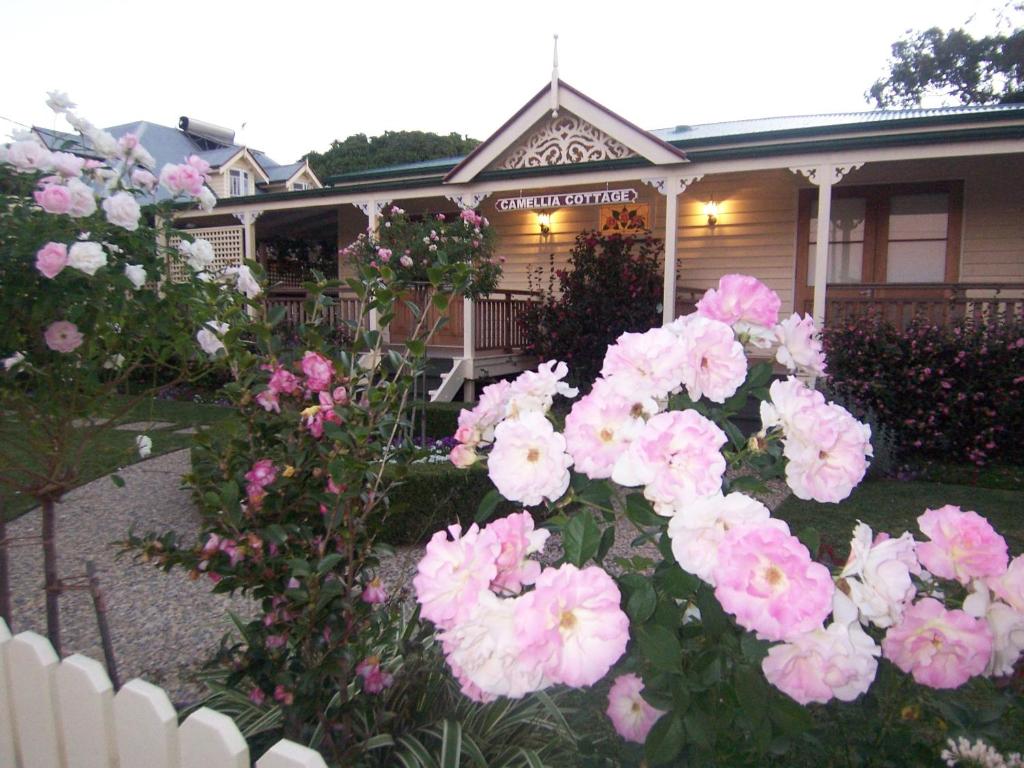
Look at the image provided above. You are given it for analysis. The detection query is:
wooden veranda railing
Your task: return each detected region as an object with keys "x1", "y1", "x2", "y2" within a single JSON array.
[
  {"x1": 810, "y1": 283, "x2": 1024, "y2": 329},
  {"x1": 474, "y1": 289, "x2": 537, "y2": 352},
  {"x1": 265, "y1": 288, "x2": 362, "y2": 328}
]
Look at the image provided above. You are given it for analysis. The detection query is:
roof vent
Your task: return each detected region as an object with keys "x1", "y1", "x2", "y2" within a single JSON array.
[
  {"x1": 178, "y1": 116, "x2": 235, "y2": 146},
  {"x1": 674, "y1": 125, "x2": 692, "y2": 132}
]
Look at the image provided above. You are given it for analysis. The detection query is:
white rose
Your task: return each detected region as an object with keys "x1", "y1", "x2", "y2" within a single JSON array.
[
  {"x1": 182, "y1": 238, "x2": 215, "y2": 271},
  {"x1": 68, "y1": 241, "x2": 108, "y2": 276},
  {"x1": 135, "y1": 434, "x2": 152, "y2": 458},
  {"x1": 103, "y1": 354, "x2": 125, "y2": 370},
  {"x1": 3, "y1": 351, "x2": 26, "y2": 370},
  {"x1": 102, "y1": 191, "x2": 142, "y2": 231},
  {"x1": 66, "y1": 178, "x2": 97, "y2": 218},
  {"x1": 46, "y1": 91, "x2": 76, "y2": 113},
  {"x1": 226, "y1": 264, "x2": 261, "y2": 299},
  {"x1": 50, "y1": 151, "x2": 85, "y2": 178},
  {"x1": 4, "y1": 140, "x2": 52, "y2": 173},
  {"x1": 124, "y1": 264, "x2": 146, "y2": 289},
  {"x1": 85, "y1": 127, "x2": 120, "y2": 158},
  {"x1": 840, "y1": 522, "x2": 920, "y2": 628},
  {"x1": 196, "y1": 320, "x2": 228, "y2": 356},
  {"x1": 197, "y1": 186, "x2": 216, "y2": 212}
]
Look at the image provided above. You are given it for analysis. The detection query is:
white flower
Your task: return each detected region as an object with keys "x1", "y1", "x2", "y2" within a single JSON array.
[
  {"x1": 45, "y1": 91, "x2": 76, "y2": 113},
  {"x1": 225, "y1": 264, "x2": 261, "y2": 299},
  {"x1": 66, "y1": 178, "x2": 97, "y2": 218},
  {"x1": 964, "y1": 582, "x2": 1024, "y2": 677},
  {"x1": 124, "y1": 264, "x2": 146, "y2": 289},
  {"x1": 197, "y1": 186, "x2": 216, "y2": 212},
  {"x1": 103, "y1": 354, "x2": 125, "y2": 370},
  {"x1": 49, "y1": 151, "x2": 84, "y2": 178},
  {"x1": 101, "y1": 191, "x2": 141, "y2": 231},
  {"x1": 488, "y1": 411, "x2": 572, "y2": 506},
  {"x1": 775, "y1": 313, "x2": 827, "y2": 377},
  {"x1": 67, "y1": 241, "x2": 107, "y2": 275},
  {"x1": 839, "y1": 522, "x2": 920, "y2": 628},
  {"x1": 135, "y1": 435, "x2": 152, "y2": 458},
  {"x1": 4, "y1": 140, "x2": 52, "y2": 173},
  {"x1": 3, "y1": 351, "x2": 26, "y2": 370},
  {"x1": 84, "y1": 126, "x2": 119, "y2": 159},
  {"x1": 180, "y1": 238, "x2": 215, "y2": 272},
  {"x1": 505, "y1": 360, "x2": 578, "y2": 418},
  {"x1": 196, "y1": 320, "x2": 228, "y2": 356}
]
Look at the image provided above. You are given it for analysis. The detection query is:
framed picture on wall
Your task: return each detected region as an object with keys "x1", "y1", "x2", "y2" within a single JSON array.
[{"x1": 600, "y1": 203, "x2": 650, "y2": 232}]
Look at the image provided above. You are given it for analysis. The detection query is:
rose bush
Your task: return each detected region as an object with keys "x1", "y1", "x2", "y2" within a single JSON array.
[
  {"x1": 0, "y1": 93, "x2": 255, "y2": 651},
  {"x1": 436, "y1": 274, "x2": 1024, "y2": 765}
]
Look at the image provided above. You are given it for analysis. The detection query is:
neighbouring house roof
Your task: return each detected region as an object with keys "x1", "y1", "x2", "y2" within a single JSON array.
[{"x1": 262, "y1": 161, "x2": 304, "y2": 183}]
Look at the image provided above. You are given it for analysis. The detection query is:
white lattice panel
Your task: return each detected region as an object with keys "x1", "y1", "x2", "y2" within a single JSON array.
[{"x1": 167, "y1": 226, "x2": 245, "y2": 282}]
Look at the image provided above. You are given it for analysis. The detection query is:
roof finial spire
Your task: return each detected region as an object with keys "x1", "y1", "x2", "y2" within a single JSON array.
[{"x1": 550, "y1": 34, "x2": 560, "y2": 117}]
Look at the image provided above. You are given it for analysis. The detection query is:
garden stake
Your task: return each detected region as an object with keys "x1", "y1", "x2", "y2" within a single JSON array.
[
  {"x1": 0, "y1": 499, "x2": 9, "y2": 628},
  {"x1": 41, "y1": 497, "x2": 62, "y2": 655},
  {"x1": 86, "y1": 560, "x2": 121, "y2": 689}
]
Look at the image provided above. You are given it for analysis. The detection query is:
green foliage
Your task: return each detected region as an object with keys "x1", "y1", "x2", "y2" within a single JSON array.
[
  {"x1": 303, "y1": 131, "x2": 481, "y2": 180},
  {"x1": 869, "y1": 9, "x2": 1024, "y2": 106},
  {"x1": 518, "y1": 231, "x2": 664, "y2": 391}
]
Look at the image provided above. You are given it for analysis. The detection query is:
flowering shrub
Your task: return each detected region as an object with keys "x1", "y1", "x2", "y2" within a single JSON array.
[
  {"x1": 519, "y1": 231, "x2": 664, "y2": 390},
  {"x1": 339, "y1": 205, "x2": 501, "y2": 298},
  {"x1": 431, "y1": 275, "x2": 1024, "y2": 765},
  {"x1": 824, "y1": 314, "x2": 1024, "y2": 466},
  {"x1": 0, "y1": 93, "x2": 254, "y2": 651}
]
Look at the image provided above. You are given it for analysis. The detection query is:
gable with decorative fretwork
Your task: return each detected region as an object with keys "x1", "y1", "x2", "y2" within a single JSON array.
[{"x1": 492, "y1": 112, "x2": 638, "y2": 171}]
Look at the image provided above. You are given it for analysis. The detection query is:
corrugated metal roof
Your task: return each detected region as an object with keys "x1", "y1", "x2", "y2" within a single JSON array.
[
  {"x1": 262, "y1": 160, "x2": 303, "y2": 182},
  {"x1": 650, "y1": 104, "x2": 1024, "y2": 144}
]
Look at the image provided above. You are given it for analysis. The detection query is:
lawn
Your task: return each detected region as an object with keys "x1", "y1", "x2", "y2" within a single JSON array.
[{"x1": 1, "y1": 396, "x2": 235, "y2": 520}]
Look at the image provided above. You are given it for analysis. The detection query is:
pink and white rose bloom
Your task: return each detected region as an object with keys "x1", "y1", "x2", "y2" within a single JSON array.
[
  {"x1": 839, "y1": 522, "x2": 920, "y2": 628},
  {"x1": 5, "y1": 139, "x2": 52, "y2": 173},
  {"x1": 713, "y1": 521, "x2": 834, "y2": 641},
  {"x1": 600, "y1": 327, "x2": 687, "y2": 401},
  {"x1": 612, "y1": 410, "x2": 727, "y2": 515},
  {"x1": 505, "y1": 360, "x2": 578, "y2": 418},
  {"x1": 130, "y1": 168, "x2": 158, "y2": 192},
  {"x1": 605, "y1": 673, "x2": 666, "y2": 743},
  {"x1": 696, "y1": 274, "x2": 781, "y2": 345},
  {"x1": 159, "y1": 162, "x2": 205, "y2": 196},
  {"x1": 34, "y1": 182, "x2": 73, "y2": 214},
  {"x1": 484, "y1": 511, "x2": 549, "y2": 595},
  {"x1": 440, "y1": 591, "x2": 549, "y2": 701},
  {"x1": 563, "y1": 388, "x2": 646, "y2": 479},
  {"x1": 963, "y1": 582, "x2": 1024, "y2": 677},
  {"x1": 455, "y1": 379, "x2": 512, "y2": 447},
  {"x1": 882, "y1": 597, "x2": 993, "y2": 689},
  {"x1": 67, "y1": 241, "x2": 107, "y2": 276},
  {"x1": 35, "y1": 242, "x2": 68, "y2": 279},
  {"x1": 667, "y1": 492, "x2": 773, "y2": 585},
  {"x1": 916, "y1": 505, "x2": 1009, "y2": 585},
  {"x1": 517, "y1": 564, "x2": 629, "y2": 687},
  {"x1": 675, "y1": 315, "x2": 748, "y2": 403},
  {"x1": 762, "y1": 593, "x2": 880, "y2": 705},
  {"x1": 66, "y1": 178, "x2": 97, "y2": 218},
  {"x1": 414, "y1": 523, "x2": 501, "y2": 631},
  {"x1": 989, "y1": 555, "x2": 1024, "y2": 613},
  {"x1": 101, "y1": 191, "x2": 141, "y2": 231},
  {"x1": 449, "y1": 444, "x2": 479, "y2": 468},
  {"x1": 44, "y1": 321, "x2": 84, "y2": 353},
  {"x1": 49, "y1": 151, "x2": 85, "y2": 178},
  {"x1": 300, "y1": 351, "x2": 334, "y2": 392},
  {"x1": 488, "y1": 411, "x2": 572, "y2": 506},
  {"x1": 774, "y1": 313, "x2": 827, "y2": 377}
]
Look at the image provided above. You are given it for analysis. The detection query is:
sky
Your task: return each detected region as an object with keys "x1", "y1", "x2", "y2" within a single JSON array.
[{"x1": 1, "y1": 0, "x2": 1015, "y2": 164}]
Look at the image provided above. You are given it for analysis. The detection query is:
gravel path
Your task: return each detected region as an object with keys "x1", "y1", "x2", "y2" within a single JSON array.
[{"x1": 6, "y1": 450, "x2": 790, "y2": 707}]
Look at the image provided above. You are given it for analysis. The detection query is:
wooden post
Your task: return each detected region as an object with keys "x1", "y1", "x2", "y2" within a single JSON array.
[
  {"x1": 503, "y1": 292, "x2": 513, "y2": 352},
  {"x1": 812, "y1": 170, "x2": 833, "y2": 328},
  {"x1": 662, "y1": 180, "x2": 679, "y2": 325}
]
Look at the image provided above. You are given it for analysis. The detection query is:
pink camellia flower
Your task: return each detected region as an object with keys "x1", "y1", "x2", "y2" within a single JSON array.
[
  {"x1": 672, "y1": 315, "x2": 748, "y2": 403},
  {"x1": 440, "y1": 590, "x2": 549, "y2": 701},
  {"x1": 605, "y1": 673, "x2": 665, "y2": 743},
  {"x1": 713, "y1": 521, "x2": 834, "y2": 641},
  {"x1": 517, "y1": 563, "x2": 629, "y2": 687},
  {"x1": 265, "y1": 635, "x2": 287, "y2": 650},
  {"x1": 600, "y1": 327, "x2": 687, "y2": 401},
  {"x1": 563, "y1": 388, "x2": 646, "y2": 479},
  {"x1": 248, "y1": 687, "x2": 266, "y2": 706},
  {"x1": 989, "y1": 555, "x2": 1024, "y2": 613},
  {"x1": 488, "y1": 411, "x2": 572, "y2": 507},
  {"x1": 505, "y1": 360, "x2": 579, "y2": 418},
  {"x1": 44, "y1": 321, "x2": 84, "y2": 353},
  {"x1": 775, "y1": 313, "x2": 827, "y2": 377},
  {"x1": 612, "y1": 410, "x2": 727, "y2": 515},
  {"x1": 356, "y1": 656, "x2": 394, "y2": 694},
  {"x1": 762, "y1": 593, "x2": 880, "y2": 705},
  {"x1": 300, "y1": 351, "x2": 334, "y2": 392},
  {"x1": 484, "y1": 511, "x2": 549, "y2": 595},
  {"x1": 255, "y1": 389, "x2": 280, "y2": 413},
  {"x1": 916, "y1": 505, "x2": 1008, "y2": 585},
  {"x1": 245, "y1": 459, "x2": 276, "y2": 488},
  {"x1": 882, "y1": 597, "x2": 993, "y2": 689},
  {"x1": 34, "y1": 183, "x2": 73, "y2": 214},
  {"x1": 101, "y1": 191, "x2": 141, "y2": 231},
  {"x1": 35, "y1": 242, "x2": 68, "y2": 279},
  {"x1": 667, "y1": 492, "x2": 773, "y2": 585},
  {"x1": 159, "y1": 162, "x2": 205, "y2": 196},
  {"x1": 362, "y1": 576, "x2": 388, "y2": 605},
  {"x1": 267, "y1": 364, "x2": 300, "y2": 395},
  {"x1": 696, "y1": 274, "x2": 781, "y2": 334},
  {"x1": 272, "y1": 685, "x2": 294, "y2": 705},
  {"x1": 839, "y1": 523, "x2": 920, "y2": 628},
  {"x1": 414, "y1": 523, "x2": 501, "y2": 631}
]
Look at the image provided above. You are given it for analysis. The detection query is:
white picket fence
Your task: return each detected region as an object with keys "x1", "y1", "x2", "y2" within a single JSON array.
[{"x1": 0, "y1": 619, "x2": 329, "y2": 768}]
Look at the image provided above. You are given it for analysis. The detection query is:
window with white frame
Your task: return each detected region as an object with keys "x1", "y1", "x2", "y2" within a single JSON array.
[
  {"x1": 229, "y1": 169, "x2": 250, "y2": 197},
  {"x1": 292, "y1": 182, "x2": 309, "y2": 191}
]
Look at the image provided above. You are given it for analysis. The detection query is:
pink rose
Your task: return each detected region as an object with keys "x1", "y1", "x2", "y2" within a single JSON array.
[
  {"x1": 35, "y1": 242, "x2": 68, "y2": 279},
  {"x1": 130, "y1": 168, "x2": 158, "y2": 192},
  {"x1": 672, "y1": 315, "x2": 748, "y2": 403},
  {"x1": 66, "y1": 179, "x2": 97, "y2": 217},
  {"x1": 564, "y1": 387, "x2": 645, "y2": 480},
  {"x1": 696, "y1": 274, "x2": 781, "y2": 330},
  {"x1": 414, "y1": 523, "x2": 501, "y2": 631},
  {"x1": 484, "y1": 511, "x2": 549, "y2": 595},
  {"x1": 600, "y1": 327, "x2": 686, "y2": 402},
  {"x1": 449, "y1": 443, "x2": 479, "y2": 468},
  {"x1": 34, "y1": 183, "x2": 72, "y2": 214},
  {"x1": 159, "y1": 162, "x2": 205, "y2": 196},
  {"x1": 989, "y1": 555, "x2": 1024, "y2": 613},
  {"x1": 714, "y1": 521, "x2": 834, "y2": 641},
  {"x1": 101, "y1": 191, "x2": 141, "y2": 231},
  {"x1": 44, "y1": 321, "x2": 84, "y2": 353},
  {"x1": 49, "y1": 151, "x2": 84, "y2": 178},
  {"x1": 775, "y1": 313, "x2": 827, "y2": 377},
  {"x1": 300, "y1": 351, "x2": 334, "y2": 392},
  {"x1": 605, "y1": 674, "x2": 665, "y2": 743},
  {"x1": 488, "y1": 411, "x2": 572, "y2": 506},
  {"x1": 882, "y1": 598, "x2": 993, "y2": 688},
  {"x1": 917, "y1": 505, "x2": 1008, "y2": 585}
]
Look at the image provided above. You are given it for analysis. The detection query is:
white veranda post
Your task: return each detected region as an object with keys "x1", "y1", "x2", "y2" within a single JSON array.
[
  {"x1": 356, "y1": 199, "x2": 391, "y2": 334},
  {"x1": 643, "y1": 175, "x2": 702, "y2": 325},
  {"x1": 790, "y1": 164, "x2": 863, "y2": 327}
]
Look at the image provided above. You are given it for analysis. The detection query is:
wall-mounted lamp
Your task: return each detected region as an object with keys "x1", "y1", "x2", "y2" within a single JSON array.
[
  {"x1": 704, "y1": 199, "x2": 719, "y2": 227},
  {"x1": 537, "y1": 211, "x2": 552, "y2": 236}
]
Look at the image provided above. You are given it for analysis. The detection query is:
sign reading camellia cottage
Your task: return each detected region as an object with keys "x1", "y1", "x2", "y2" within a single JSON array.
[{"x1": 494, "y1": 188, "x2": 637, "y2": 212}]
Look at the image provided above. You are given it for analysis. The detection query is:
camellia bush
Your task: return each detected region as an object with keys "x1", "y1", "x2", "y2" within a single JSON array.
[
  {"x1": 518, "y1": 230, "x2": 663, "y2": 391},
  {"x1": 0, "y1": 93, "x2": 257, "y2": 652},
  {"x1": 435, "y1": 275, "x2": 1023, "y2": 765},
  {"x1": 823, "y1": 314, "x2": 1024, "y2": 467}
]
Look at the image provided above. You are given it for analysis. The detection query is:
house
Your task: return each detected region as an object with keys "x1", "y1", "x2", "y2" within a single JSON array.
[{"x1": 166, "y1": 76, "x2": 1024, "y2": 401}]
